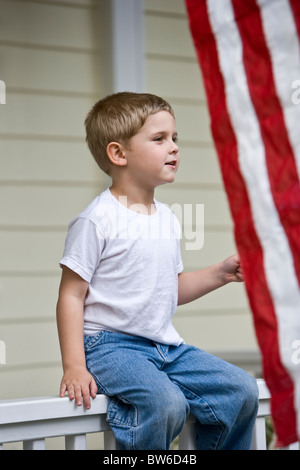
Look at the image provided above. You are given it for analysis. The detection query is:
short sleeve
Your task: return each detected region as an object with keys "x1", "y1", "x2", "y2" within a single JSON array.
[{"x1": 60, "y1": 217, "x2": 103, "y2": 282}]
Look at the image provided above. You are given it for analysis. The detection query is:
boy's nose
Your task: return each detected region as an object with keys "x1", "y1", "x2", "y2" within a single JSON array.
[{"x1": 170, "y1": 141, "x2": 179, "y2": 153}]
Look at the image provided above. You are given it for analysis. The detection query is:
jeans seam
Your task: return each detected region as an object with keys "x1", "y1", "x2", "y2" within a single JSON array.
[
  {"x1": 173, "y1": 380, "x2": 226, "y2": 450},
  {"x1": 84, "y1": 330, "x2": 106, "y2": 351},
  {"x1": 86, "y1": 366, "x2": 109, "y2": 396},
  {"x1": 154, "y1": 342, "x2": 168, "y2": 366},
  {"x1": 109, "y1": 395, "x2": 138, "y2": 427},
  {"x1": 172, "y1": 380, "x2": 220, "y2": 423},
  {"x1": 106, "y1": 396, "x2": 137, "y2": 450}
]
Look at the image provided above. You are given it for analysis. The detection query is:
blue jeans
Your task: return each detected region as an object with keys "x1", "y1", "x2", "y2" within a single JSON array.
[{"x1": 84, "y1": 331, "x2": 259, "y2": 450}]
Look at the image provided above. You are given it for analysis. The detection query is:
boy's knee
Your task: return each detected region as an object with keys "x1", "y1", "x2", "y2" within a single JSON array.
[
  {"x1": 151, "y1": 386, "x2": 189, "y2": 426},
  {"x1": 233, "y1": 371, "x2": 259, "y2": 418},
  {"x1": 244, "y1": 376, "x2": 259, "y2": 413}
]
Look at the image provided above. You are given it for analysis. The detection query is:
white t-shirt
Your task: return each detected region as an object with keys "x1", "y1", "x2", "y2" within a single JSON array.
[{"x1": 60, "y1": 188, "x2": 184, "y2": 345}]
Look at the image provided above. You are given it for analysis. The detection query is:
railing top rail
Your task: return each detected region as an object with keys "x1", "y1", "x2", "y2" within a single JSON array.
[
  {"x1": 0, "y1": 394, "x2": 109, "y2": 425},
  {"x1": 256, "y1": 378, "x2": 270, "y2": 400},
  {"x1": 0, "y1": 379, "x2": 271, "y2": 426},
  {"x1": 2, "y1": 379, "x2": 297, "y2": 450}
]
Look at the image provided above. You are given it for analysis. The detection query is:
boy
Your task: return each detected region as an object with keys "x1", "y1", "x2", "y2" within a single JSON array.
[{"x1": 56, "y1": 92, "x2": 258, "y2": 450}]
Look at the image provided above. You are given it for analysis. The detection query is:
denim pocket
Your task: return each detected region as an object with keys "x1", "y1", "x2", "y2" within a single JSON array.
[
  {"x1": 83, "y1": 330, "x2": 106, "y2": 352},
  {"x1": 107, "y1": 396, "x2": 137, "y2": 428}
]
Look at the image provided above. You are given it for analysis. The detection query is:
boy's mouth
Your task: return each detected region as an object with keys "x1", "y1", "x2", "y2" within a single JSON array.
[{"x1": 165, "y1": 160, "x2": 177, "y2": 168}]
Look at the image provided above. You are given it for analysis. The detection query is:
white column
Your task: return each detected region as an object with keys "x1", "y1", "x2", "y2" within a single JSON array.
[{"x1": 99, "y1": 0, "x2": 145, "y2": 94}]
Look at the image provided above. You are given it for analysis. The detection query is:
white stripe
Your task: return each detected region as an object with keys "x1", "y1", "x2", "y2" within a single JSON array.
[
  {"x1": 257, "y1": 0, "x2": 300, "y2": 180},
  {"x1": 207, "y1": 0, "x2": 300, "y2": 437}
]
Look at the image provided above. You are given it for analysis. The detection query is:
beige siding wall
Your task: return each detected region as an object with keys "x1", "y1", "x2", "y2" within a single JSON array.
[
  {"x1": 0, "y1": 0, "x2": 259, "y2": 404},
  {"x1": 0, "y1": 0, "x2": 107, "y2": 400}
]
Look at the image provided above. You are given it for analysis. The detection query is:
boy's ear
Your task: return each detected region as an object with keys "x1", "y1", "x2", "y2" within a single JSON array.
[{"x1": 106, "y1": 142, "x2": 127, "y2": 167}]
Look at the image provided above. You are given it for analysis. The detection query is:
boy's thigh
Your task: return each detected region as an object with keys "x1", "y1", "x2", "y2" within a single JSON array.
[
  {"x1": 166, "y1": 343, "x2": 257, "y2": 408},
  {"x1": 84, "y1": 330, "x2": 184, "y2": 402}
]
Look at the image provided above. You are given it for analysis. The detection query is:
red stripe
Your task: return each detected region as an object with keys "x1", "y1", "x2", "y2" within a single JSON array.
[
  {"x1": 185, "y1": 0, "x2": 297, "y2": 445},
  {"x1": 289, "y1": 0, "x2": 300, "y2": 42},
  {"x1": 232, "y1": 0, "x2": 300, "y2": 288}
]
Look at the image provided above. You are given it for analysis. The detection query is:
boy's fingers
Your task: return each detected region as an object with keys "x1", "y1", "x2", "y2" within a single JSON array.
[
  {"x1": 60, "y1": 382, "x2": 67, "y2": 398},
  {"x1": 90, "y1": 377, "x2": 98, "y2": 398},
  {"x1": 74, "y1": 384, "x2": 83, "y2": 406},
  {"x1": 59, "y1": 375, "x2": 97, "y2": 409},
  {"x1": 61, "y1": 381, "x2": 75, "y2": 400},
  {"x1": 82, "y1": 386, "x2": 92, "y2": 409},
  {"x1": 81, "y1": 378, "x2": 98, "y2": 409},
  {"x1": 62, "y1": 382, "x2": 75, "y2": 401}
]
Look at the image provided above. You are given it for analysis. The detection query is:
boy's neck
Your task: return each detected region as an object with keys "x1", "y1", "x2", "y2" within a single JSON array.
[{"x1": 109, "y1": 182, "x2": 156, "y2": 215}]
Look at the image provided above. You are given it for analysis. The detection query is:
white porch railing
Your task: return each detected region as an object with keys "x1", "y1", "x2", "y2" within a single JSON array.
[{"x1": 0, "y1": 379, "x2": 298, "y2": 450}]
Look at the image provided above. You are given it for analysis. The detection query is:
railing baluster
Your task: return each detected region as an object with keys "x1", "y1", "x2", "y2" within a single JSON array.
[
  {"x1": 65, "y1": 434, "x2": 87, "y2": 450},
  {"x1": 104, "y1": 430, "x2": 118, "y2": 450},
  {"x1": 178, "y1": 415, "x2": 197, "y2": 450},
  {"x1": 250, "y1": 416, "x2": 267, "y2": 450},
  {"x1": 23, "y1": 439, "x2": 46, "y2": 450}
]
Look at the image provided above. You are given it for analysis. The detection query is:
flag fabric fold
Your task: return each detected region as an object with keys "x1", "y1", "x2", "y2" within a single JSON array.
[{"x1": 185, "y1": 0, "x2": 300, "y2": 447}]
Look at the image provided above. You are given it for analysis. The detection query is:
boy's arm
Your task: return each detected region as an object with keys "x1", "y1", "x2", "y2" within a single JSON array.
[
  {"x1": 56, "y1": 266, "x2": 97, "y2": 409},
  {"x1": 178, "y1": 254, "x2": 243, "y2": 305}
]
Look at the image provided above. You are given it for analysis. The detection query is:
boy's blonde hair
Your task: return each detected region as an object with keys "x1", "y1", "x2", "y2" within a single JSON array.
[{"x1": 85, "y1": 91, "x2": 175, "y2": 175}]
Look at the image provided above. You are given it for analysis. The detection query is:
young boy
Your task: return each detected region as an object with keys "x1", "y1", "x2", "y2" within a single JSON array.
[{"x1": 56, "y1": 92, "x2": 258, "y2": 450}]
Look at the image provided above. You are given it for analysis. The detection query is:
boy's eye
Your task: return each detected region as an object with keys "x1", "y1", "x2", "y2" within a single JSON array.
[{"x1": 153, "y1": 134, "x2": 178, "y2": 143}]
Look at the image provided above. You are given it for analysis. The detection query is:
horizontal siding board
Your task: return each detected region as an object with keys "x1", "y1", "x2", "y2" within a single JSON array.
[
  {"x1": 175, "y1": 146, "x2": 223, "y2": 186},
  {"x1": 1, "y1": 322, "x2": 60, "y2": 368},
  {"x1": 0, "y1": 94, "x2": 95, "y2": 138},
  {"x1": 171, "y1": 102, "x2": 212, "y2": 143},
  {"x1": 36, "y1": 0, "x2": 98, "y2": 7},
  {"x1": 0, "y1": 366, "x2": 62, "y2": 400},
  {"x1": 1, "y1": 45, "x2": 100, "y2": 94},
  {"x1": 181, "y1": 230, "x2": 237, "y2": 268},
  {"x1": 0, "y1": 140, "x2": 102, "y2": 183},
  {"x1": 145, "y1": 0, "x2": 186, "y2": 15},
  {"x1": 0, "y1": 231, "x2": 66, "y2": 272},
  {"x1": 177, "y1": 280, "x2": 250, "y2": 314},
  {"x1": 173, "y1": 313, "x2": 258, "y2": 352},
  {"x1": 146, "y1": 15, "x2": 195, "y2": 58},
  {"x1": 0, "y1": 276, "x2": 60, "y2": 321},
  {"x1": 146, "y1": 58, "x2": 205, "y2": 101},
  {"x1": 0, "y1": 0, "x2": 98, "y2": 50},
  {"x1": 0, "y1": 186, "x2": 102, "y2": 226},
  {"x1": 156, "y1": 187, "x2": 232, "y2": 227}
]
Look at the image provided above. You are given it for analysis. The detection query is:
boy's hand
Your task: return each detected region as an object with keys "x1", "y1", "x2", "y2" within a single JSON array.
[
  {"x1": 60, "y1": 367, "x2": 98, "y2": 410},
  {"x1": 221, "y1": 254, "x2": 244, "y2": 283}
]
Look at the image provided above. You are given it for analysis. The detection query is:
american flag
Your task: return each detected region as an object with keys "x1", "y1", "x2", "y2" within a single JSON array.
[{"x1": 185, "y1": 0, "x2": 300, "y2": 447}]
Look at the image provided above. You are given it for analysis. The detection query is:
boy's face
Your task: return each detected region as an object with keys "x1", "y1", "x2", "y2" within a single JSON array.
[{"x1": 123, "y1": 110, "x2": 180, "y2": 189}]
